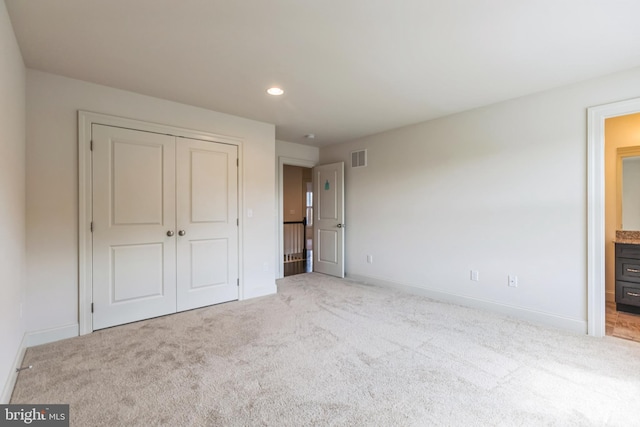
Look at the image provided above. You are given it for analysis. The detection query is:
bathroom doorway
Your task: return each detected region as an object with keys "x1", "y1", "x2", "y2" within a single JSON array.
[
  {"x1": 588, "y1": 97, "x2": 640, "y2": 337},
  {"x1": 604, "y1": 112, "x2": 640, "y2": 342}
]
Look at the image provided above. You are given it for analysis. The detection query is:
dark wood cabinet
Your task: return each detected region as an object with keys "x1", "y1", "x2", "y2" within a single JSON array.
[{"x1": 615, "y1": 243, "x2": 640, "y2": 314}]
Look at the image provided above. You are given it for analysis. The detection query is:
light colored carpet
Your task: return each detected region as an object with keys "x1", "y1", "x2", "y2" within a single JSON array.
[{"x1": 11, "y1": 273, "x2": 640, "y2": 426}]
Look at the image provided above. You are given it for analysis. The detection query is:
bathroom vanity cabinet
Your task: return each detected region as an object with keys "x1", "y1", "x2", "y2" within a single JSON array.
[{"x1": 615, "y1": 243, "x2": 640, "y2": 314}]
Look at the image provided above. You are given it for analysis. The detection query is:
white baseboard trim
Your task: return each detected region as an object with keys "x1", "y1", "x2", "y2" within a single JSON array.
[
  {"x1": 347, "y1": 273, "x2": 588, "y2": 335},
  {"x1": 25, "y1": 323, "x2": 79, "y2": 348},
  {"x1": 1, "y1": 333, "x2": 27, "y2": 404}
]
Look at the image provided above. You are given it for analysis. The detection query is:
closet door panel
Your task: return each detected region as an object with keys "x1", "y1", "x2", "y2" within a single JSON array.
[
  {"x1": 176, "y1": 138, "x2": 239, "y2": 311},
  {"x1": 92, "y1": 125, "x2": 177, "y2": 330}
]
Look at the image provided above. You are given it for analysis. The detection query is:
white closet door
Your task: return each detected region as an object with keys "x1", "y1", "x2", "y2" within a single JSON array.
[
  {"x1": 92, "y1": 125, "x2": 177, "y2": 330},
  {"x1": 176, "y1": 138, "x2": 239, "y2": 311}
]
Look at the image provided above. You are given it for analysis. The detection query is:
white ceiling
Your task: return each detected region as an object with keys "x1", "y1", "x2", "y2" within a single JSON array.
[{"x1": 6, "y1": 0, "x2": 640, "y2": 147}]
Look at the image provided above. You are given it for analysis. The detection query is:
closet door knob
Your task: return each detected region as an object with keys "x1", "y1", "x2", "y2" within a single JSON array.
[
  {"x1": 178, "y1": 230, "x2": 186, "y2": 236},
  {"x1": 167, "y1": 230, "x2": 175, "y2": 237}
]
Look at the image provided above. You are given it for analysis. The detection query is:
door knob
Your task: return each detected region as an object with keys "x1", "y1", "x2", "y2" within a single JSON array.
[
  {"x1": 167, "y1": 230, "x2": 174, "y2": 237},
  {"x1": 178, "y1": 230, "x2": 186, "y2": 236},
  {"x1": 337, "y1": 223, "x2": 344, "y2": 228}
]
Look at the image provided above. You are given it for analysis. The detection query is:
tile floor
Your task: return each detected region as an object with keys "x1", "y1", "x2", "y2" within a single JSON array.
[{"x1": 606, "y1": 301, "x2": 640, "y2": 342}]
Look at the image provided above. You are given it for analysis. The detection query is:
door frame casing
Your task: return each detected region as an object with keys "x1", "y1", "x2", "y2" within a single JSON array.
[
  {"x1": 277, "y1": 157, "x2": 317, "y2": 279},
  {"x1": 78, "y1": 111, "x2": 244, "y2": 335},
  {"x1": 587, "y1": 96, "x2": 640, "y2": 337}
]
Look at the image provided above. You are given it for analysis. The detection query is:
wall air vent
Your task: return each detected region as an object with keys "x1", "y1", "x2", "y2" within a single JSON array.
[{"x1": 351, "y1": 149, "x2": 367, "y2": 168}]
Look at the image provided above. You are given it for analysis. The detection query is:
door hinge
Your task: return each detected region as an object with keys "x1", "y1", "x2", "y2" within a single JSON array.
[
  {"x1": 236, "y1": 158, "x2": 239, "y2": 167},
  {"x1": 236, "y1": 218, "x2": 239, "y2": 226},
  {"x1": 90, "y1": 140, "x2": 93, "y2": 151},
  {"x1": 237, "y1": 278, "x2": 240, "y2": 287},
  {"x1": 91, "y1": 303, "x2": 94, "y2": 313},
  {"x1": 90, "y1": 222, "x2": 93, "y2": 232}
]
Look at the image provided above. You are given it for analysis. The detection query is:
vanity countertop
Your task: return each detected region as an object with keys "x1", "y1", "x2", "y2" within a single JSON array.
[{"x1": 615, "y1": 230, "x2": 640, "y2": 245}]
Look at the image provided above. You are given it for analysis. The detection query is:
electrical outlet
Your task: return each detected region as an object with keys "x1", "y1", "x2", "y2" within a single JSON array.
[
  {"x1": 366, "y1": 255, "x2": 373, "y2": 264},
  {"x1": 470, "y1": 270, "x2": 479, "y2": 281},
  {"x1": 508, "y1": 275, "x2": 518, "y2": 287}
]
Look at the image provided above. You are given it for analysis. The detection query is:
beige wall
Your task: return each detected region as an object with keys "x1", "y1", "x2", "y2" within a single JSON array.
[
  {"x1": 0, "y1": 0, "x2": 26, "y2": 402},
  {"x1": 283, "y1": 165, "x2": 305, "y2": 222},
  {"x1": 25, "y1": 70, "x2": 276, "y2": 343},
  {"x1": 320, "y1": 65, "x2": 640, "y2": 333},
  {"x1": 604, "y1": 113, "x2": 640, "y2": 300}
]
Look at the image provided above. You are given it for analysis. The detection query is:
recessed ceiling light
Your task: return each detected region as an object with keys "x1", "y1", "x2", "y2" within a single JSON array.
[
  {"x1": 267, "y1": 87, "x2": 284, "y2": 96},
  {"x1": 305, "y1": 134, "x2": 315, "y2": 140}
]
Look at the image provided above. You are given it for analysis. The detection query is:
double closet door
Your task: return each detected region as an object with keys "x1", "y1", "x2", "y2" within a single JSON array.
[{"x1": 91, "y1": 125, "x2": 238, "y2": 330}]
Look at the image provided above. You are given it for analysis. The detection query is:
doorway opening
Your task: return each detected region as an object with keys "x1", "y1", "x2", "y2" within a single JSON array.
[
  {"x1": 283, "y1": 165, "x2": 313, "y2": 276},
  {"x1": 587, "y1": 96, "x2": 640, "y2": 338},
  {"x1": 603, "y1": 113, "x2": 640, "y2": 342}
]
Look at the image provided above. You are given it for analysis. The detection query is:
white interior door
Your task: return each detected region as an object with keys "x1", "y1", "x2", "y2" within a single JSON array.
[
  {"x1": 313, "y1": 162, "x2": 345, "y2": 278},
  {"x1": 176, "y1": 138, "x2": 239, "y2": 311},
  {"x1": 92, "y1": 125, "x2": 177, "y2": 330}
]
